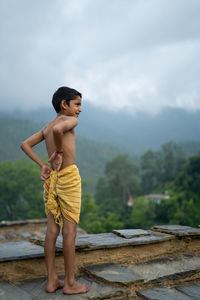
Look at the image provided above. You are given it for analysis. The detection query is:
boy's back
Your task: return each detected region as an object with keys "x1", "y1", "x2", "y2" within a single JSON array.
[{"x1": 43, "y1": 115, "x2": 76, "y2": 170}]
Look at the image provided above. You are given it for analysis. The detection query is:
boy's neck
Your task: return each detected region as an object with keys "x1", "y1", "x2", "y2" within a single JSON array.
[{"x1": 57, "y1": 111, "x2": 68, "y2": 117}]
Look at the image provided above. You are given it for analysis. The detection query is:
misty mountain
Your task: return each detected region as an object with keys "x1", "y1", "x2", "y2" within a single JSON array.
[{"x1": 4, "y1": 103, "x2": 200, "y2": 155}]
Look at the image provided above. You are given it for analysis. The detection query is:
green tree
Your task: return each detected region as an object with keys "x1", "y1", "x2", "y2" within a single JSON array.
[
  {"x1": 140, "y1": 150, "x2": 161, "y2": 193},
  {"x1": 95, "y1": 154, "x2": 141, "y2": 229},
  {"x1": 130, "y1": 197, "x2": 156, "y2": 229},
  {"x1": 79, "y1": 180, "x2": 102, "y2": 233},
  {"x1": 159, "y1": 141, "x2": 185, "y2": 183},
  {"x1": 153, "y1": 154, "x2": 200, "y2": 227},
  {"x1": 0, "y1": 161, "x2": 20, "y2": 220},
  {"x1": 174, "y1": 154, "x2": 200, "y2": 198},
  {"x1": 96, "y1": 155, "x2": 140, "y2": 211},
  {"x1": 140, "y1": 142, "x2": 185, "y2": 194},
  {"x1": 0, "y1": 159, "x2": 45, "y2": 221}
]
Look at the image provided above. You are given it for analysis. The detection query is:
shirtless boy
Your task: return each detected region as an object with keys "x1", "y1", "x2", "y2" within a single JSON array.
[{"x1": 21, "y1": 86, "x2": 89, "y2": 295}]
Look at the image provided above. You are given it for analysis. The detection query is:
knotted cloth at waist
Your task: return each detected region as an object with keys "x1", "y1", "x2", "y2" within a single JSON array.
[{"x1": 43, "y1": 164, "x2": 81, "y2": 227}]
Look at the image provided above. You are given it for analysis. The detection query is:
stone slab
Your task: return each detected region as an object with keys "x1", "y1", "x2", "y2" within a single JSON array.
[
  {"x1": 55, "y1": 231, "x2": 174, "y2": 251},
  {"x1": 176, "y1": 282, "x2": 200, "y2": 298},
  {"x1": 0, "y1": 219, "x2": 47, "y2": 227},
  {"x1": 137, "y1": 285, "x2": 191, "y2": 300},
  {"x1": 128, "y1": 254, "x2": 200, "y2": 283},
  {"x1": 31, "y1": 235, "x2": 93, "y2": 251},
  {"x1": 60, "y1": 235, "x2": 93, "y2": 250},
  {"x1": 0, "y1": 241, "x2": 44, "y2": 262},
  {"x1": 31, "y1": 230, "x2": 174, "y2": 252},
  {"x1": 0, "y1": 281, "x2": 31, "y2": 300},
  {"x1": 152, "y1": 224, "x2": 200, "y2": 236},
  {"x1": 17, "y1": 276, "x2": 127, "y2": 299},
  {"x1": 112, "y1": 229, "x2": 150, "y2": 238},
  {"x1": 83, "y1": 262, "x2": 143, "y2": 284},
  {"x1": 18, "y1": 232, "x2": 33, "y2": 239},
  {"x1": 17, "y1": 277, "x2": 47, "y2": 298},
  {"x1": 7, "y1": 233, "x2": 17, "y2": 238}
]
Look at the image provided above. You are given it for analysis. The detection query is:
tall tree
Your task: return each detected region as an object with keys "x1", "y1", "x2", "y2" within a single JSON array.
[
  {"x1": 140, "y1": 141, "x2": 185, "y2": 194},
  {"x1": 0, "y1": 159, "x2": 44, "y2": 221},
  {"x1": 95, "y1": 154, "x2": 140, "y2": 218}
]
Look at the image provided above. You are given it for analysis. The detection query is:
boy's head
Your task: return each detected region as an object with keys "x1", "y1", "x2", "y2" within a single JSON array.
[{"x1": 52, "y1": 86, "x2": 82, "y2": 113}]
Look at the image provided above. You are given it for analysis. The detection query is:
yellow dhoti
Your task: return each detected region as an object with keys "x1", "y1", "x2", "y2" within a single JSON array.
[{"x1": 43, "y1": 164, "x2": 81, "y2": 227}]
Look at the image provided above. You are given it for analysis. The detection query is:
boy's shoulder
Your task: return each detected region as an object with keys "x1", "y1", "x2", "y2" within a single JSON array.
[
  {"x1": 42, "y1": 119, "x2": 54, "y2": 138},
  {"x1": 53, "y1": 115, "x2": 78, "y2": 127},
  {"x1": 56, "y1": 115, "x2": 77, "y2": 121},
  {"x1": 42, "y1": 115, "x2": 78, "y2": 138}
]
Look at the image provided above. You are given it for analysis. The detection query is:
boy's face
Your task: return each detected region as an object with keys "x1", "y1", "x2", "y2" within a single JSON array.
[{"x1": 67, "y1": 96, "x2": 82, "y2": 118}]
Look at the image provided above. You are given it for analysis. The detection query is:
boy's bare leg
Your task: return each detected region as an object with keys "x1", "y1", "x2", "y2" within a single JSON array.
[
  {"x1": 44, "y1": 213, "x2": 64, "y2": 292},
  {"x1": 62, "y1": 218, "x2": 89, "y2": 294}
]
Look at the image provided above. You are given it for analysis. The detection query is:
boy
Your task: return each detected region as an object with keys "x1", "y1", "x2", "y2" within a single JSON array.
[{"x1": 21, "y1": 86, "x2": 89, "y2": 295}]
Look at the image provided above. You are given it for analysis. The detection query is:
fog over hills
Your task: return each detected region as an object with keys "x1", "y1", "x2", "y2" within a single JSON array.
[{"x1": 4, "y1": 102, "x2": 200, "y2": 155}]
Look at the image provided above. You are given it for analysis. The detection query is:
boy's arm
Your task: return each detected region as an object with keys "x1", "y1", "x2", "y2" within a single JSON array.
[{"x1": 21, "y1": 130, "x2": 51, "y2": 180}]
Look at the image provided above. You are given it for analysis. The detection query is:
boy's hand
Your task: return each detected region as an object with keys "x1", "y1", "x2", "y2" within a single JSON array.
[
  {"x1": 41, "y1": 164, "x2": 52, "y2": 181},
  {"x1": 48, "y1": 151, "x2": 63, "y2": 171}
]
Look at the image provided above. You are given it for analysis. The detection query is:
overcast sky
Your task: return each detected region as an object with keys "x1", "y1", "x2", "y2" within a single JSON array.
[{"x1": 1, "y1": 0, "x2": 200, "y2": 115}]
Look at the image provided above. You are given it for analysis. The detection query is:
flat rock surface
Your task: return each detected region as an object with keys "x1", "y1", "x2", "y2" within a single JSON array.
[
  {"x1": 17, "y1": 276, "x2": 127, "y2": 299},
  {"x1": 18, "y1": 232, "x2": 33, "y2": 239},
  {"x1": 17, "y1": 277, "x2": 47, "y2": 298},
  {"x1": 32, "y1": 230, "x2": 174, "y2": 252},
  {"x1": 128, "y1": 254, "x2": 200, "y2": 282},
  {"x1": 0, "y1": 281, "x2": 32, "y2": 300},
  {"x1": 31, "y1": 235, "x2": 93, "y2": 251},
  {"x1": 63, "y1": 231, "x2": 173, "y2": 250},
  {"x1": 83, "y1": 254, "x2": 200, "y2": 285},
  {"x1": 152, "y1": 224, "x2": 200, "y2": 236},
  {"x1": 112, "y1": 229, "x2": 150, "y2": 238},
  {"x1": 84, "y1": 262, "x2": 143, "y2": 284},
  {"x1": 176, "y1": 282, "x2": 200, "y2": 298},
  {"x1": 137, "y1": 285, "x2": 192, "y2": 300},
  {"x1": 0, "y1": 241, "x2": 44, "y2": 262},
  {"x1": 59, "y1": 235, "x2": 93, "y2": 250}
]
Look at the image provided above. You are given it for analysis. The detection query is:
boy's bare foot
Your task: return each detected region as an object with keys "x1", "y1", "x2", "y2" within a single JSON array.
[
  {"x1": 63, "y1": 280, "x2": 89, "y2": 295},
  {"x1": 46, "y1": 279, "x2": 64, "y2": 293}
]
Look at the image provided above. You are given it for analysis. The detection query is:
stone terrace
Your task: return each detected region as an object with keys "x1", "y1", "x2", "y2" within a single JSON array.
[{"x1": 0, "y1": 220, "x2": 200, "y2": 299}]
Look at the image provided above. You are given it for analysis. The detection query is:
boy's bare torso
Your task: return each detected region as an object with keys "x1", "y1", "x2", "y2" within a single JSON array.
[{"x1": 43, "y1": 116, "x2": 76, "y2": 170}]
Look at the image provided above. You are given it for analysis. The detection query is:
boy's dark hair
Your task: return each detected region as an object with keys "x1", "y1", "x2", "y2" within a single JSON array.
[{"x1": 52, "y1": 86, "x2": 82, "y2": 113}]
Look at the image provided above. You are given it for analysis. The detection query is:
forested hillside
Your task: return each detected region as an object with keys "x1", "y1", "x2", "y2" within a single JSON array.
[{"x1": 0, "y1": 116, "x2": 45, "y2": 161}]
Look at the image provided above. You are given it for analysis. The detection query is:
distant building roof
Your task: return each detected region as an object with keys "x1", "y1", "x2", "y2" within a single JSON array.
[{"x1": 144, "y1": 194, "x2": 170, "y2": 204}]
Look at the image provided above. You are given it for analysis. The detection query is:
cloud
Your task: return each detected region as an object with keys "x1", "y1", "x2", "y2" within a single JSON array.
[{"x1": 0, "y1": 0, "x2": 200, "y2": 114}]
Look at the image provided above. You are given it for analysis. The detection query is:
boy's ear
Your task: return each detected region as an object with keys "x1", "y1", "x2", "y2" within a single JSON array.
[{"x1": 60, "y1": 99, "x2": 68, "y2": 110}]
